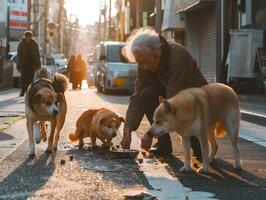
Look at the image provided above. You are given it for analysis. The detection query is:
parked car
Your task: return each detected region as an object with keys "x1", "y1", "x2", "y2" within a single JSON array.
[
  {"x1": 95, "y1": 41, "x2": 138, "y2": 93},
  {"x1": 7, "y1": 52, "x2": 20, "y2": 88},
  {"x1": 42, "y1": 55, "x2": 67, "y2": 75},
  {"x1": 51, "y1": 53, "x2": 68, "y2": 69},
  {"x1": 87, "y1": 61, "x2": 96, "y2": 87}
]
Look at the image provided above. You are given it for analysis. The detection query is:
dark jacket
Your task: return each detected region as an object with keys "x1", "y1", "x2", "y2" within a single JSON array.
[
  {"x1": 124, "y1": 36, "x2": 208, "y2": 131},
  {"x1": 17, "y1": 38, "x2": 41, "y2": 73}
]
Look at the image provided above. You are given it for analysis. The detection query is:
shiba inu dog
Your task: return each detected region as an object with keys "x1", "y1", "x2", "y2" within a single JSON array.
[
  {"x1": 68, "y1": 108, "x2": 124, "y2": 148},
  {"x1": 25, "y1": 71, "x2": 68, "y2": 156},
  {"x1": 143, "y1": 83, "x2": 242, "y2": 173}
]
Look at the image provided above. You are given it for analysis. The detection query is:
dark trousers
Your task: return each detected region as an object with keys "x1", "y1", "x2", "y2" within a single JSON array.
[
  {"x1": 21, "y1": 70, "x2": 34, "y2": 95},
  {"x1": 139, "y1": 85, "x2": 202, "y2": 159}
]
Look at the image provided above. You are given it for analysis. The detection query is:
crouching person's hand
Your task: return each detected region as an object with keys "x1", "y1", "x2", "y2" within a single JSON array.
[
  {"x1": 141, "y1": 133, "x2": 153, "y2": 151},
  {"x1": 121, "y1": 127, "x2": 132, "y2": 149}
]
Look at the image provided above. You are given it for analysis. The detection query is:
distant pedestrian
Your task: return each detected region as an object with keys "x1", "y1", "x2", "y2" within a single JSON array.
[
  {"x1": 17, "y1": 30, "x2": 41, "y2": 96},
  {"x1": 67, "y1": 55, "x2": 77, "y2": 88},
  {"x1": 75, "y1": 54, "x2": 87, "y2": 89}
]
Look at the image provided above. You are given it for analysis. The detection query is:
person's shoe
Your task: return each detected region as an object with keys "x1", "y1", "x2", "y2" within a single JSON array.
[
  {"x1": 150, "y1": 134, "x2": 172, "y2": 158},
  {"x1": 190, "y1": 136, "x2": 202, "y2": 162},
  {"x1": 151, "y1": 147, "x2": 172, "y2": 158},
  {"x1": 19, "y1": 92, "x2": 24, "y2": 97}
]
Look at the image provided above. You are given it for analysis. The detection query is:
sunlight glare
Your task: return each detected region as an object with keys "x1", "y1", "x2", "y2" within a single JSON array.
[{"x1": 65, "y1": 0, "x2": 100, "y2": 25}]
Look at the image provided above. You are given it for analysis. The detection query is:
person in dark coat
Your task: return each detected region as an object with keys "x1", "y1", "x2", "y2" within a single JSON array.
[
  {"x1": 120, "y1": 29, "x2": 208, "y2": 160},
  {"x1": 17, "y1": 30, "x2": 41, "y2": 96}
]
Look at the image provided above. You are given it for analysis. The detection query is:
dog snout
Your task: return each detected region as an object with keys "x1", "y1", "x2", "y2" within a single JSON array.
[{"x1": 53, "y1": 109, "x2": 58, "y2": 116}]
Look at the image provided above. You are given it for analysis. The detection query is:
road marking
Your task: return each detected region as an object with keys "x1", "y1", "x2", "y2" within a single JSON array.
[
  {"x1": 131, "y1": 131, "x2": 216, "y2": 200},
  {"x1": 239, "y1": 121, "x2": 266, "y2": 148},
  {"x1": 0, "y1": 119, "x2": 28, "y2": 163}
]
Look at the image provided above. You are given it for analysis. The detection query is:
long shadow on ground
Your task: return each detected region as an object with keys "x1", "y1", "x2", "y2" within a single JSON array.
[
  {"x1": 0, "y1": 152, "x2": 56, "y2": 199},
  {"x1": 164, "y1": 155, "x2": 266, "y2": 200}
]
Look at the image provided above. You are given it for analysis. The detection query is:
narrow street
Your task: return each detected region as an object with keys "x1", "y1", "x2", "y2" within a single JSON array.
[
  {"x1": 0, "y1": 87, "x2": 266, "y2": 200},
  {"x1": 1, "y1": 0, "x2": 266, "y2": 199}
]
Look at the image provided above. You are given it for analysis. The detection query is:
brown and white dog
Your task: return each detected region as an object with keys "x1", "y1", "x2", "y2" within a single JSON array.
[
  {"x1": 142, "y1": 83, "x2": 242, "y2": 173},
  {"x1": 68, "y1": 108, "x2": 124, "y2": 148},
  {"x1": 25, "y1": 69, "x2": 68, "y2": 156}
]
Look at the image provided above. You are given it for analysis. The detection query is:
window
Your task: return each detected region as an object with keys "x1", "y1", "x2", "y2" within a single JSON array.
[{"x1": 106, "y1": 45, "x2": 128, "y2": 63}]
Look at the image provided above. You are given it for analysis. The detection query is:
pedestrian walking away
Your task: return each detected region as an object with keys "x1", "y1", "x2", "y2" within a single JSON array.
[{"x1": 17, "y1": 30, "x2": 41, "y2": 97}]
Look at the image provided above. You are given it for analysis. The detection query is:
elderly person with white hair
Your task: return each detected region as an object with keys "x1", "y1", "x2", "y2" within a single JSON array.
[{"x1": 121, "y1": 29, "x2": 208, "y2": 160}]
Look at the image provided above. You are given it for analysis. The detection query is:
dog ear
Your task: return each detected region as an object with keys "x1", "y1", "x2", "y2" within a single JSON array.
[
  {"x1": 33, "y1": 93, "x2": 42, "y2": 104},
  {"x1": 57, "y1": 93, "x2": 64, "y2": 103},
  {"x1": 159, "y1": 96, "x2": 164, "y2": 104},
  {"x1": 119, "y1": 117, "x2": 125, "y2": 123},
  {"x1": 162, "y1": 99, "x2": 175, "y2": 114}
]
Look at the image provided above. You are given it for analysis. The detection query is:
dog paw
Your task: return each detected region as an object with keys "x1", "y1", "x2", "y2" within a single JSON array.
[
  {"x1": 45, "y1": 148, "x2": 52, "y2": 154},
  {"x1": 29, "y1": 144, "x2": 35, "y2": 155},
  {"x1": 35, "y1": 137, "x2": 41, "y2": 144},
  {"x1": 78, "y1": 143, "x2": 84, "y2": 149},
  {"x1": 179, "y1": 166, "x2": 191, "y2": 173},
  {"x1": 234, "y1": 161, "x2": 243, "y2": 170},
  {"x1": 28, "y1": 153, "x2": 36, "y2": 158},
  {"x1": 197, "y1": 167, "x2": 208, "y2": 173},
  {"x1": 34, "y1": 123, "x2": 41, "y2": 144}
]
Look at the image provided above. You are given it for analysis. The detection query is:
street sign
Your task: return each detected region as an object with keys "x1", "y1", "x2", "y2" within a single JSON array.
[{"x1": 9, "y1": 0, "x2": 28, "y2": 29}]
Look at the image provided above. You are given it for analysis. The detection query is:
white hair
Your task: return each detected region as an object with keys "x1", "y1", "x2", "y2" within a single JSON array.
[{"x1": 123, "y1": 29, "x2": 161, "y2": 62}]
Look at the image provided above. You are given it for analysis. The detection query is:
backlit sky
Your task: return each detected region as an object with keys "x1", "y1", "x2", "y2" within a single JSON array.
[{"x1": 64, "y1": 0, "x2": 117, "y2": 26}]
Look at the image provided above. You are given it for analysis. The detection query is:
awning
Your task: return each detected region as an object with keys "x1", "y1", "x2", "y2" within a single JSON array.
[
  {"x1": 175, "y1": 0, "x2": 215, "y2": 14},
  {"x1": 161, "y1": 0, "x2": 185, "y2": 31}
]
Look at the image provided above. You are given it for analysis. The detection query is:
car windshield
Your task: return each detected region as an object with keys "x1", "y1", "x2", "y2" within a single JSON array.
[
  {"x1": 46, "y1": 57, "x2": 55, "y2": 65},
  {"x1": 52, "y1": 54, "x2": 65, "y2": 59},
  {"x1": 107, "y1": 45, "x2": 128, "y2": 63}
]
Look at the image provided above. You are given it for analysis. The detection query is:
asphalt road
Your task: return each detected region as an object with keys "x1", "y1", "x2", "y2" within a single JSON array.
[{"x1": 0, "y1": 87, "x2": 266, "y2": 200}]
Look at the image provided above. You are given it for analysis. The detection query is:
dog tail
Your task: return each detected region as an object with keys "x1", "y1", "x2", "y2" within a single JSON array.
[
  {"x1": 35, "y1": 67, "x2": 52, "y2": 80},
  {"x1": 52, "y1": 73, "x2": 69, "y2": 93},
  {"x1": 68, "y1": 132, "x2": 79, "y2": 142},
  {"x1": 214, "y1": 121, "x2": 226, "y2": 137}
]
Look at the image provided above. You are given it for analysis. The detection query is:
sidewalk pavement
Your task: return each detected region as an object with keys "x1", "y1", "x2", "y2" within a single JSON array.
[{"x1": 238, "y1": 94, "x2": 266, "y2": 126}]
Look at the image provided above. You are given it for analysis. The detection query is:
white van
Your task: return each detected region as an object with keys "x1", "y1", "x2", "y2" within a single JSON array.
[
  {"x1": 8, "y1": 52, "x2": 20, "y2": 88},
  {"x1": 95, "y1": 41, "x2": 138, "y2": 94}
]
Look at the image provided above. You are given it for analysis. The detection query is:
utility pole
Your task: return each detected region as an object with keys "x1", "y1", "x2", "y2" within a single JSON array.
[
  {"x1": 104, "y1": 0, "x2": 107, "y2": 41},
  {"x1": 6, "y1": 0, "x2": 10, "y2": 57},
  {"x1": 43, "y1": 0, "x2": 48, "y2": 55},
  {"x1": 27, "y1": 0, "x2": 31, "y2": 29},
  {"x1": 99, "y1": 0, "x2": 102, "y2": 42},
  {"x1": 136, "y1": 0, "x2": 140, "y2": 28},
  {"x1": 108, "y1": 0, "x2": 111, "y2": 40},
  {"x1": 58, "y1": 0, "x2": 64, "y2": 53},
  {"x1": 155, "y1": 0, "x2": 162, "y2": 33}
]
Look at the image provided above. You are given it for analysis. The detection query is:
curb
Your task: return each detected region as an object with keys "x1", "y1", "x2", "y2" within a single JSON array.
[
  {"x1": 241, "y1": 110, "x2": 266, "y2": 127},
  {"x1": 238, "y1": 95, "x2": 266, "y2": 103}
]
